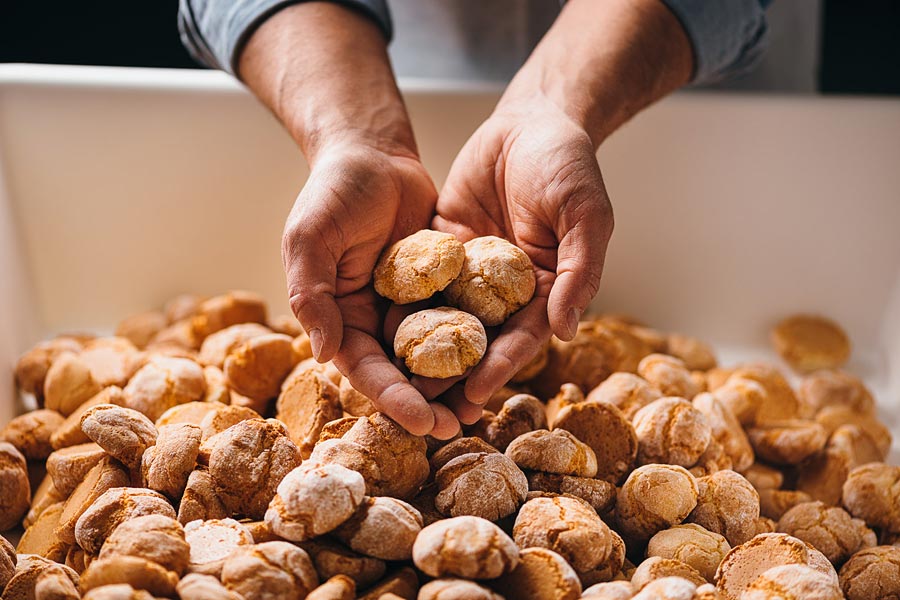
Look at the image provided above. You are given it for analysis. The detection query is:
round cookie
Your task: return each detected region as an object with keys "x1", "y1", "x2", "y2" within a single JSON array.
[
  {"x1": 413, "y1": 516, "x2": 520, "y2": 579},
  {"x1": 771, "y1": 315, "x2": 850, "y2": 373},
  {"x1": 743, "y1": 564, "x2": 842, "y2": 600},
  {"x1": 493, "y1": 547, "x2": 582, "y2": 600},
  {"x1": 839, "y1": 546, "x2": 900, "y2": 600},
  {"x1": 444, "y1": 236, "x2": 536, "y2": 326},
  {"x1": 394, "y1": 307, "x2": 487, "y2": 378},
  {"x1": 374, "y1": 229, "x2": 465, "y2": 304},
  {"x1": 715, "y1": 533, "x2": 837, "y2": 600}
]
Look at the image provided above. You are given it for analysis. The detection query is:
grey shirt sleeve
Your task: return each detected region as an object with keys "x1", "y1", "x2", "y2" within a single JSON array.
[
  {"x1": 659, "y1": 0, "x2": 771, "y2": 83},
  {"x1": 178, "y1": 0, "x2": 392, "y2": 76},
  {"x1": 179, "y1": 0, "x2": 768, "y2": 84}
]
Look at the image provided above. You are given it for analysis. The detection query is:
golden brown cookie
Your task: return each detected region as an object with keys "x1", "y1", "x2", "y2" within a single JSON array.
[
  {"x1": 220, "y1": 541, "x2": 319, "y2": 600},
  {"x1": 505, "y1": 429, "x2": 598, "y2": 478},
  {"x1": 444, "y1": 236, "x2": 536, "y2": 326},
  {"x1": 777, "y1": 501, "x2": 875, "y2": 565},
  {"x1": 1, "y1": 409, "x2": 65, "y2": 460},
  {"x1": 374, "y1": 229, "x2": 466, "y2": 304},
  {"x1": 771, "y1": 315, "x2": 851, "y2": 373},
  {"x1": 99, "y1": 514, "x2": 190, "y2": 575},
  {"x1": 553, "y1": 400, "x2": 637, "y2": 484},
  {"x1": 305, "y1": 575, "x2": 356, "y2": 600},
  {"x1": 631, "y1": 557, "x2": 706, "y2": 590},
  {"x1": 742, "y1": 564, "x2": 842, "y2": 600},
  {"x1": 513, "y1": 496, "x2": 612, "y2": 577},
  {"x1": 332, "y1": 496, "x2": 423, "y2": 561},
  {"x1": 617, "y1": 464, "x2": 698, "y2": 542},
  {"x1": 714, "y1": 533, "x2": 837, "y2": 600},
  {"x1": 687, "y1": 470, "x2": 759, "y2": 547},
  {"x1": 841, "y1": 462, "x2": 900, "y2": 533},
  {"x1": 413, "y1": 516, "x2": 519, "y2": 579},
  {"x1": 434, "y1": 452, "x2": 527, "y2": 521},
  {"x1": 17, "y1": 501, "x2": 67, "y2": 563},
  {"x1": 647, "y1": 524, "x2": 731, "y2": 583},
  {"x1": 265, "y1": 463, "x2": 366, "y2": 542},
  {"x1": 75, "y1": 487, "x2": 176, "y2": 555},
  {"x1": 493, "y1": 547, "x2": 582, "y2": 600},
  {"x1": 80, "y1": 555, "x2": 179, "y2": 597},
  {"x1": 839, "y1": 546, "x2": 900, "y2": 600},
  {"x1": 393, "y1": 307, "x2": 487, "y2": 378}
]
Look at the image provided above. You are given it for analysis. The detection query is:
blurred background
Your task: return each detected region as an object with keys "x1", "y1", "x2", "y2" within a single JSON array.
[{"x1": 1, "y1": 0, "x2": 899, "y2": 95}]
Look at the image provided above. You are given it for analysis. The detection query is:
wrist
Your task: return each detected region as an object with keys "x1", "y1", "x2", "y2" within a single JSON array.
[
  {"x1": 298, "y1": 92, "x2": 418, "y2": 168},
  {"x1": 501, "y1": 0, "x2": 693, "y2": 147},
  {"x1": 239, "y1": 3, "x2": 418, "y2": 164}
]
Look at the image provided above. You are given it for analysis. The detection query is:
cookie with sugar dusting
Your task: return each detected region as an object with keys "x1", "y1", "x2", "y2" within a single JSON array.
[
  {"x1": 374, "y1": 229, "x2": 465, "y2": 304},
  {"x1": 444, "y1": 236, "x2": 535, "y2": 326},
  {"x1": 393, "y1": 307, "x2": 487, "y2": 378}
]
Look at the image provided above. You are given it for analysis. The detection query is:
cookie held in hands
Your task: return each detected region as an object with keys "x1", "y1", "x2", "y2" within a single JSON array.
[
  {"x1": 374, "y1": 230, "x2": 466, "y2": 304},
  {"x1": 393, "y1": 307, "x2": 487, "y2": 378},
  {"x1": 444, "y1": 236, "x2": 536, "y2": 326}
]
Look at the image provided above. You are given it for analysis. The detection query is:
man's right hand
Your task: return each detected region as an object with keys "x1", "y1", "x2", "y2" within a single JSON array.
[
  {"x1": 238, "y1": 3, "x2": 464, "y2": 438},
  {"x1": 281, "y1": 142, "x2": 459, "y2": 437}
]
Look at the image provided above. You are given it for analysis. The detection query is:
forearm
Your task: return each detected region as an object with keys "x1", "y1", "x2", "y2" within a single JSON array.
[
  {"x1": 501, "y1": 0, "x2": 693, "y2": 146},
  {"x1": 238, "y1": 3, "x2": 416, "y2": 164}
]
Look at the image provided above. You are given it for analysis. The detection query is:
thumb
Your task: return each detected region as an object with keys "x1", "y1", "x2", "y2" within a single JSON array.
[
  {"x1": 282, "y1": 217, "x2": 343, "y2": 363},
  {"x1": 547, "y1": 192, "x2": 614, "y2": 341}
]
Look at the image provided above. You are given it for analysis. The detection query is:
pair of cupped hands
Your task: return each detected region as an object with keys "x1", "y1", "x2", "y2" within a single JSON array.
[{"x1": 281, "y1": 97, "x2": 614, "y2": 440}]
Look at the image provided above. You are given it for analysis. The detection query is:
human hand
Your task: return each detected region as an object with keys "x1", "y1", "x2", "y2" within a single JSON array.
[
  {"x1": 240, "y1": 3, "x2": 467, "y2": 437},
  {"x1": 433, "y1": 94, "x2": 614, "y2": 408},
  {"x1": 241, "y1": 0, "x2": 691, "y2": 435},
  {"x1": 431, "y1": 0, "x2": 694, "y2": 409},
  {"x1": 283, "y1": 144, "x2": 467, "y2": 437}
]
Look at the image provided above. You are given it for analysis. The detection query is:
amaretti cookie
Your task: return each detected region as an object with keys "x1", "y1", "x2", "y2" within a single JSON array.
[
  {"x1": 444, "y1": 236, "x2": 536, "y2": 326},
  {"x1": 393, "y1": 307, "x2": 487, "y2": 378},
  {"x1": 374, "y1": 230, "x2": 465, "y2": 304}
]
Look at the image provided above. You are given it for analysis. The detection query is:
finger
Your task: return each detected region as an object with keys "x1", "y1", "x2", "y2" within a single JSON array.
[
  {"x1": 440, "y1": 383, "x2": 484, "y2": 425},
  {"x1": 464, "y1": 296, "x2": 552, "y2": 405},
  {"x1": 547, "y1": 191, "x2": 614, "y2": 341},
  {"x1": 431, "y1": 214, "x2": 480, "y2": 242},
  {"x1": 332, "y1": 327, "x2": 435, "y2": 435},
  {"x1": 283, "y1": 217, "x2": 343, "y2": 363},
  {"x1": 428, "y1": 402, "x2": 461, "y2": 440},
  {"x1": 384, "y1": 299, "x2": 433, "y2": 344},
  {"x1": 433, "y1": 125, "x2": 509, "y2": 241},
  {"x1": 391, "y1": 158, "x2": 440, "y2": 242},
  {"x1": 411, "y1": 373, "x2": 466, "y2": 402}
]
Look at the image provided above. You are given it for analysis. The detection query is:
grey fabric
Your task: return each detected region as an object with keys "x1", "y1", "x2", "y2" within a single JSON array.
[
  {"x1": 178, "y1": 0, "x2": 391, "y2": 75},
  {"x1": 660, "y1": 0, "x2": 769, "y2": 83},
  {"x1": 178, "y1": 0, "x2": 769, "y2": 84},
  {"x1": 386, "y1": 0, "x2": 558, "y2": 81}
]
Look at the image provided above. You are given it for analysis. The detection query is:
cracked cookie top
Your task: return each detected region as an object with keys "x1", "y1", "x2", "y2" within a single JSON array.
[
  {"x1": 444, "y1": 236, "x2": 535, "y2": 326},
  {"x1": 374, "y1": 230, "x2": 466, "y2": 305},
  {"x1": 393, "y1": 307, "x2": 487, "y2": 379}
]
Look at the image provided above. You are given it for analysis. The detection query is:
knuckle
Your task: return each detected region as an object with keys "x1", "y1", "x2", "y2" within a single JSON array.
[
  {"x1": 288, "y1": 291, "x2": 312, "y2": 318},
  {"x1": 584, "y1": 268, "x2": 603, "y2": 299}
]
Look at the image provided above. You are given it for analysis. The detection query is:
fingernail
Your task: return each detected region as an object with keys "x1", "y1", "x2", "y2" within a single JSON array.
[
  {"x1": 309, "y1": 328, "x2": 324, "y2": 361},
  {"x1": 567, "y1": 307, "x2": 581, "y2": 338}
]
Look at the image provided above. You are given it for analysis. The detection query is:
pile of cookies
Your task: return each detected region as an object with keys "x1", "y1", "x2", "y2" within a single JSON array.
[
  {"x1": 1, "y1": 286, "x2": 898, "y2": 600},
  {"x1": 375, "y1": 230, "x2": 535, "y2": 378}
]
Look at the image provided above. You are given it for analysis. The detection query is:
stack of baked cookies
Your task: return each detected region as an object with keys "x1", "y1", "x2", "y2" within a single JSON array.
[{"x1": 374, "y1": 230, "x2": 536, "y2": 379}]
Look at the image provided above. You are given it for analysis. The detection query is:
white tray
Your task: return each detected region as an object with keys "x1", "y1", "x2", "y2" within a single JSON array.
[{"x1": 2, "y1": 65, "x2": 899, "y2": 460}]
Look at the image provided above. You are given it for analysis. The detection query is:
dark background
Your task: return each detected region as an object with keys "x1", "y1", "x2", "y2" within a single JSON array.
[
  {"x1": 819, "y1": 1, "x2": 900, "y2": 94},
  {"x1": 1, "y1": 1, "x2": 899, "y2": 95}
]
